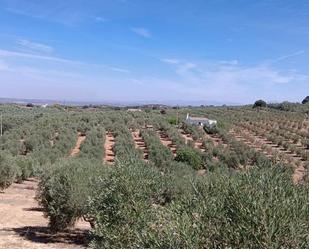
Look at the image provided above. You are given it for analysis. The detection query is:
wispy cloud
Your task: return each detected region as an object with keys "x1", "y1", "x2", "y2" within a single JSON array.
[
  {"x1": 0, "y1": 49, "x2": 80, "y2": 64},
  {"x1": 218, "y1": 60, "x2": 239, "y2": 65},
  {"x1": 110, "y1": 67, "x2": 131, "y2": 73},
  {"x1": 3, "y1": 1, "x2": 111, "y2": 26},
  {"x1": 94, "y1": 16, "x2": 109, "y2": 23},
  {"x1": 17, "y1": 39, "x2": 53, "y2": 54},
  {"x1": 158, "y1": 57, "x2": 309, "y2": 103},
  {"x1": 131, "y1": 27, "x2": 151, "y2": 38},
  {"x1": 0, "y1": 49, "x2": 131, "y2": 74},
  {"x1": 273, "y1": 50, "x2": 305, "y2": 63},
  {"x1": 161, "y1": 58, "x2": 180, "y2": 64}
]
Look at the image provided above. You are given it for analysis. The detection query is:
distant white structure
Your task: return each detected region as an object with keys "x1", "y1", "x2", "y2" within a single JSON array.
[
  {"x1": 185, "y1": 113, "x2": 217, "y2": 128},
  {"x1": 41, "y1": 104, "x2": 48, "y2": 108},
  {"x1": 127, "y1": 108, "x2": 142, "y2": 112}
]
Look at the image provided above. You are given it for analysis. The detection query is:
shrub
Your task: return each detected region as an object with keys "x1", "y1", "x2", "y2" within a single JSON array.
[
  {"x1": 15, "y1": 156, "x2": 36, "y2": 182},
  {"x1": 169, "y1": 165, "x2": 309, "y2": 249},
  {"x1": 203, "y1": 125, "x2": 218, "y2": 134},
  {"x1": 0, "y1": 152, "x2": 20, "y2": 189},
  {"x1": 88, "y1": 163, "x2": 309, "y2": 249},
  {"x1": 88, "y1": 160, "x2": 168, "y2": 248},
  {"x1": 167, "y1": 117, "x2": 177, "y2": 125},
  {"x1": 303, "y1": 139, "x2": 309, "y2": 150},
  {"x1": 37, "y1": 158, "x2": 105, "y2": 232},
  {"x1": 79, "y1": 127, "x2": 105, "y2": 161},
  {"x1": 141, "y1": 130, "x2": 173, "y2": 169},
  {"x1": 175, "y1": 147, "x2": 203, "y2": 170}
]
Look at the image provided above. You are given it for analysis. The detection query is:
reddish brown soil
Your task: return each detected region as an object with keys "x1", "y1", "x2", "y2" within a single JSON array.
[
  {"x1": 156, "y1": 131, "x2": 177, "y2": 156},
  {"x1": 179, "y1": 129, "x2": 205, "y2": 152},
  {"x1": 179, "y1": 130, "x2": 193, "y2": 144},
  {"x1": 230, "y1": 129, "x2": 272, "y2": 158},
  {"x1": 293, "y1": 165, "x2": 307, "y2": 184},
  {"x1": 204, "y1": 132, "x2": 225, "y2": 147},
  {"x1": 70, "y1": 134, "x2": 86, "y2": 157},
  {"x1": 194, "y1": 140, "x2": 206, "y2": 152},
  {"x1": 0, "y1": 179, "x2": 89, "y2": 249},
  {"x1": 104, "y1": 132, "x2": 115, "y2": 164},
  {"x1": 132, "y1": 130, "x2": 148, "y2": 161}
]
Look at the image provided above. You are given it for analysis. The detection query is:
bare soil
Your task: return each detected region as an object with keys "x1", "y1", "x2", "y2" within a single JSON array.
[
  {"x1": 0, "y1": 179, "x2": 89, "y2": 249},
  {"x1": 204, "y1": 133, "x2": 225, "y2": 147},
  {"x1": 132, "y1": 130, "x2": 148, "y2": 161},
  {"x1": 70, "y1": 134, "x2": 86, "y2": 157},
  {"x1": 156, "y1": 131, "x2": 177, "y2": 156},
  {"x1": 179, "y1": 130, "x2": 193, "y2": 144},
  {"x1": 104, "y1": 132, "x2": 115, "y2": 164},
  {"x1": 179, "y1": 129, "x2": 205, "y2": 152}
]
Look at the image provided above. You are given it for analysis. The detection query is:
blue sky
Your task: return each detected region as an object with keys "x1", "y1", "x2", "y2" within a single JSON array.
[{"x1": 0, "y1": 0, "x2": 308, "y2": 104}]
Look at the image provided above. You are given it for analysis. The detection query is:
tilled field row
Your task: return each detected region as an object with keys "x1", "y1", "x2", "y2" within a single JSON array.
[
  {"x1": 104, "y1": 132, "x2": 115, "y2": 164},
  {"x1": 132, "y1": 130, "x2": 149, "y2": 161},
  {"x1": 230, "y1": 128, "x2": 307, "y2": 183}
]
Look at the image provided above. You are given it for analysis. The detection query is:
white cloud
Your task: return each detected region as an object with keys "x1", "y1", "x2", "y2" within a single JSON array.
[
  {"x1": 175, "y1": 62, "x2": 197, "y2": 75},
  {"x1": 272, "y1": 50, "x2": 305, "y2": 63},
  {"x1": 131, "y1": 27, "x2": 151, "y2": 38},
  {"x1": 0, "y1": 49, "x2": 130, "y2": 73},
  {"x1": 94, "y1": 16, "x2": 109, "y2": 23},
  {"x1": 110, "y1": 67, "x2": 131, "y2": 73},
  {"x1": 218, "y1": 60, "x2": 239, "y2": 65},
  {"x1": 0, "y1": 60, "x2": 9, "y2": 71},
  {"x1": 159, "y1": 58, "x2": 309, "y2": 103},
  {"x1": 0, "y1": 49, "x2": 81, "y2": 64},
  {"x1": 161, "y1": 58, "x2": 180, "y2": 64},
  {"x1": 17, "y1": 39, "x2": 53, "y2": 54}
]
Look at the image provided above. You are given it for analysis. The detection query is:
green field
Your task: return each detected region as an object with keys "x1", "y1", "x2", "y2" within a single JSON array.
[{"x1": 1, "y1": 103, "x2": 309, "y2": 248}]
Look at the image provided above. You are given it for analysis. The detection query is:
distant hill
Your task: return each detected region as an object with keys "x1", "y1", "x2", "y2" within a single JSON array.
[{"x1": 0, "y1": 97, "x2": 242, "y2": 107}]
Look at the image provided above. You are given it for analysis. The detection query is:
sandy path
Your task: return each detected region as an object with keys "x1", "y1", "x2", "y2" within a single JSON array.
[
  {"x1": 156, "y1": 131, "x2": 177, "y2": 156},
  {"x1": 132, "y1": 130, "x2": 148, "y2": 161},
  {"x1": 70, "y1": 134, "x2": 86, "y2": 157},
  {"x1": 104, "y1": 132, "x2": 115, "y2": 164},
  {"x1": 0, "y1": 179, "x2": 89, "y2": 249}
]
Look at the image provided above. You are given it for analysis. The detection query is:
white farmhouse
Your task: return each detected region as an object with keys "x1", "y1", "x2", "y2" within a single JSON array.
[
  {"x1": 185, "y1": 113, "x2": 217, "y2": 128},
  {"x1": 127, "y1": 108, "x2": 142, "y2": 112}
]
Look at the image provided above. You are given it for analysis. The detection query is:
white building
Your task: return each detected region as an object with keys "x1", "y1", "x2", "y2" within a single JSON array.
[
  {"x1": 127, "y1": 108, "x2": 142, "y2": 112},
  {"x1": 185, "y1": 113, "x2": 217, "y2": 128}
]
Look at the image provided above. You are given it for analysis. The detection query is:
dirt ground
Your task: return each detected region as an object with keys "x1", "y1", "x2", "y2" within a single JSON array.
[
  {"x1": 179, "y1": 129, "x2": 205, "y2": 152},
  {"x1": 132, "y1": 130, "x2": 148, "y2": 161},
  {"x1": 0, "y1": 179, "x2": 89, "y2": 249},
  {"x1": 104, "y1": 132, "x2": 115, "y2": 164},
  {"x1": 70, "y1": 134, "x2": 86, "y2": 157},
  {"x1": 157, "y1": 131, "x2": 177, "y2": 156}
]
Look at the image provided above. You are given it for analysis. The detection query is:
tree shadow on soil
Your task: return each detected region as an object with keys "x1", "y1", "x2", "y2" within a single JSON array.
[
  {"x1": 23, "y1": 207, "x2": 44, "y2": 212},
  {"x1": 6, "y1": 226, "x2": 89, "y2": 246}
]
